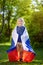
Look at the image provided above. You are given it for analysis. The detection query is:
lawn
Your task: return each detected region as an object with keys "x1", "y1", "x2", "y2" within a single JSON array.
[{"x1": 0, "y1": 42, "x2": 43, "y2": 65}]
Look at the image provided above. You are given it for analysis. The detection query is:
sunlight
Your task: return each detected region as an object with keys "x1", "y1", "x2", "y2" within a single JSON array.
[
  {"x1": 0, "y1": 59, "x2": 8, "y2": 63},
  {"x1": 32, "y1": 0, "x2": 37, "y2": 7},
  {"x1": 34, "y1": 60, "x2": 43, "y2": 62},
  {"x1": 38, "y1": 0, "x2": 41, "y2": 3},
  {"x1": 0, "y1": 42, "x2": 10, "y2": 46}
]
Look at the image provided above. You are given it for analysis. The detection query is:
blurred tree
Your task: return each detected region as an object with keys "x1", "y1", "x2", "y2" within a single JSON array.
[
  {"x1": 0, "y1": 0, "x2": 43, "y2": 48},
  {"x1": 0, "y1": 0, "x2": 32, "y2": 42}
]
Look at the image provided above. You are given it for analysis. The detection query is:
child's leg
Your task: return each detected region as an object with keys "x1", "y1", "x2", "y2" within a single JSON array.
[
  {"x1": 20, "y1": 44, "x2": 23, "y2": 60},
  {"x1": 16, "y1": 43, "x2": 20, "y2": 61},
  {"x1": 16, "y1": 43, "x2": 23, "y2": 61}
]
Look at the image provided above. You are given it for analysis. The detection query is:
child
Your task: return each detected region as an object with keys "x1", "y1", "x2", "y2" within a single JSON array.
[
  {"x1": 16, "y1": 18, "x2": 25, "y2": 61},
  {"x1": 7, "y1": 18, "x2": 36, "y2": 62}
]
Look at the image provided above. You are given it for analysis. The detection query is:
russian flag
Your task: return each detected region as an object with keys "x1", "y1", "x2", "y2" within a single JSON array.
[{"x1": 7, "y1": 27, "x2": 36, "y2": 62}]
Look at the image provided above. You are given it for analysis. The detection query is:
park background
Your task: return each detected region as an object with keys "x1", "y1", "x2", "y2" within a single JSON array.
[{"x1": 0, "y1": 0, "x2": 43, "y2": 65}]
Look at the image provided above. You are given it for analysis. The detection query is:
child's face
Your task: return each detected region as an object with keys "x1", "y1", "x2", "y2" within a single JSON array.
[{"x1": 17, "y1": 19, "x2": 23, "y2": 27}]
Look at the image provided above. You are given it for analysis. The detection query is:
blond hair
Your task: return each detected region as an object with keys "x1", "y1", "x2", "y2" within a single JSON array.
[{"x1": 17, "y1": 18, "x2": 25, "y2": 26}]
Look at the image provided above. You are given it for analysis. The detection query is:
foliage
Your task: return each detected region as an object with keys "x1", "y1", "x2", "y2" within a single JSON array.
[{"x1": 0, "y1": 0, "x2": 43, "y2": 48}]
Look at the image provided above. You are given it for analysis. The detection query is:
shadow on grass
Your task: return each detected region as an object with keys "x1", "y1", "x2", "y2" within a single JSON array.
[{"x1": 0, "y1": 60, "x2": 43, "y2": 65}]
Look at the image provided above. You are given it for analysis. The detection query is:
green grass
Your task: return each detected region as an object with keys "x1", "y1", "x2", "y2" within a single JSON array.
[{"x1": 0, "y1": 42, "x2": 43, "y2": 65}]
